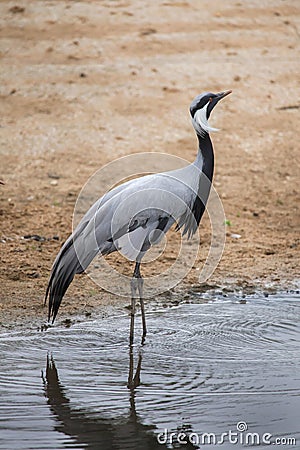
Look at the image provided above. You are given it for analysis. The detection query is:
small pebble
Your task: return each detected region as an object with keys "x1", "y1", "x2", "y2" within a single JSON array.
[
  {"x1": 9, "y1": 5, "x2": 25, "y2": 13},
  {"x1": 48, "y1": 172, "x2": 60, "y2": 179}
]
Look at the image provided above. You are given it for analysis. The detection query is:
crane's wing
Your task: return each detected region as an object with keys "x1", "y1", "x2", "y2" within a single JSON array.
[{"x1": 46, "y1": 165, "x2": 207, "y2": 322}]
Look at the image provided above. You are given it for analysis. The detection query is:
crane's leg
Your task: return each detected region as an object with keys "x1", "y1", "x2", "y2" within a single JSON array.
[
  {"x1": 134, "y1": 262, "x2": 147, "y2": 341},
  {"x1": 130, "y1": 262, "x2": 146, "y2": 344},
  {"x1": 129, "y1": 282, "x2": 136, "y2": 345},
  {"x1": 139, "y1": 286, "x2": 147, "y2": 343}
]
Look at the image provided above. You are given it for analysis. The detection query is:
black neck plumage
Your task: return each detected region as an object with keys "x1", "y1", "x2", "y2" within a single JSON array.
[{"x1": 191, "y1": 131, "x2": 215, "y2": 227}]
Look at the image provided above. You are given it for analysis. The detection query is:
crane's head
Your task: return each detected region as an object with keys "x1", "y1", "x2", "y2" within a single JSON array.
[{"x1": 190, "y1": 90, "x2": 232, "y2": 137}]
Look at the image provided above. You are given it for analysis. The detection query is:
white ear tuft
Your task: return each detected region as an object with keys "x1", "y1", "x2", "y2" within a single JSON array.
[{"x1": 192, "y1": 103, "x2": 219, "y2": 137}]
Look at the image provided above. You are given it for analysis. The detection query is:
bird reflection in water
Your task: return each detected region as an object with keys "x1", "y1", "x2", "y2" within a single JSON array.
[{"x1": 42, "y1": 349, "x2": 199, "y2": 450}]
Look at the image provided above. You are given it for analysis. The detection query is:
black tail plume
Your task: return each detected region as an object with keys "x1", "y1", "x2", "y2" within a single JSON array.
[
  {"x1": 45, "y1": 219, "x2": 93, "y2": 323},
  {"x1": 45, "y1": 241, "x2": 82, "y2": 323}
]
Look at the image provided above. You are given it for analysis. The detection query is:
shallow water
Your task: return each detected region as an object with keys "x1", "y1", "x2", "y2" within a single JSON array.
[{"x1": 0, "y1": 293, "x2": 299, "y2": 449}]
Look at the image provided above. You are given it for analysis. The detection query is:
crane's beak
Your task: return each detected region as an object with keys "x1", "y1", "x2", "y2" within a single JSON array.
[
  {"x1": 207, "y1": 90, "x2": 232, "y2": 118},
  {"x1": 216, "y1": 90, "x2": 232, "y2": 100}
]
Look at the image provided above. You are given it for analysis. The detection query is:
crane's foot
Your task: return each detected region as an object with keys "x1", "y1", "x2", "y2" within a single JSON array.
[{"x1": 127, "y1": 344, "x2": 142, "y2": 390}]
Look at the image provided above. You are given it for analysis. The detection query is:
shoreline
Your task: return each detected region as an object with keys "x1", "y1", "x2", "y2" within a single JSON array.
[{"x1": 1, "y1": 278, "x2": 298, "y2": 333}]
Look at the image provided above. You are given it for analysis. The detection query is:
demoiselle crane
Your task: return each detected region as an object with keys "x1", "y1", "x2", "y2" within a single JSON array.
[{"x1": 45, "y1": 90, "x2": 231, "y2": 343}]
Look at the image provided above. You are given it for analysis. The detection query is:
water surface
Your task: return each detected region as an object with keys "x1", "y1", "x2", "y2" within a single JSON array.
[{"x1": 0, "y1": 293, "x2": 299, "y2": 449}]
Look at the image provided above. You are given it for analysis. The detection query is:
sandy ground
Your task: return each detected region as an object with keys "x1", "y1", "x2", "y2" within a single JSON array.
[{"x1": 0, "y1": 0, "x2": 299, "y2": 328}]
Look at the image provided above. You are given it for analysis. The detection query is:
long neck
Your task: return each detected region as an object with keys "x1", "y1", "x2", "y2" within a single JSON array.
[
  {"x1": 190, "y1": 132, "x2": 215, "y2": 228},
  {"x1": 194, "y1": 132, "x2": 214, "y2": 182}
]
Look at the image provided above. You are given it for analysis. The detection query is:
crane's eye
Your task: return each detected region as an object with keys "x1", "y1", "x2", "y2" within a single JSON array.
[{"x1": 209, "y1": 97, "x2": 213, "y2": 102}]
